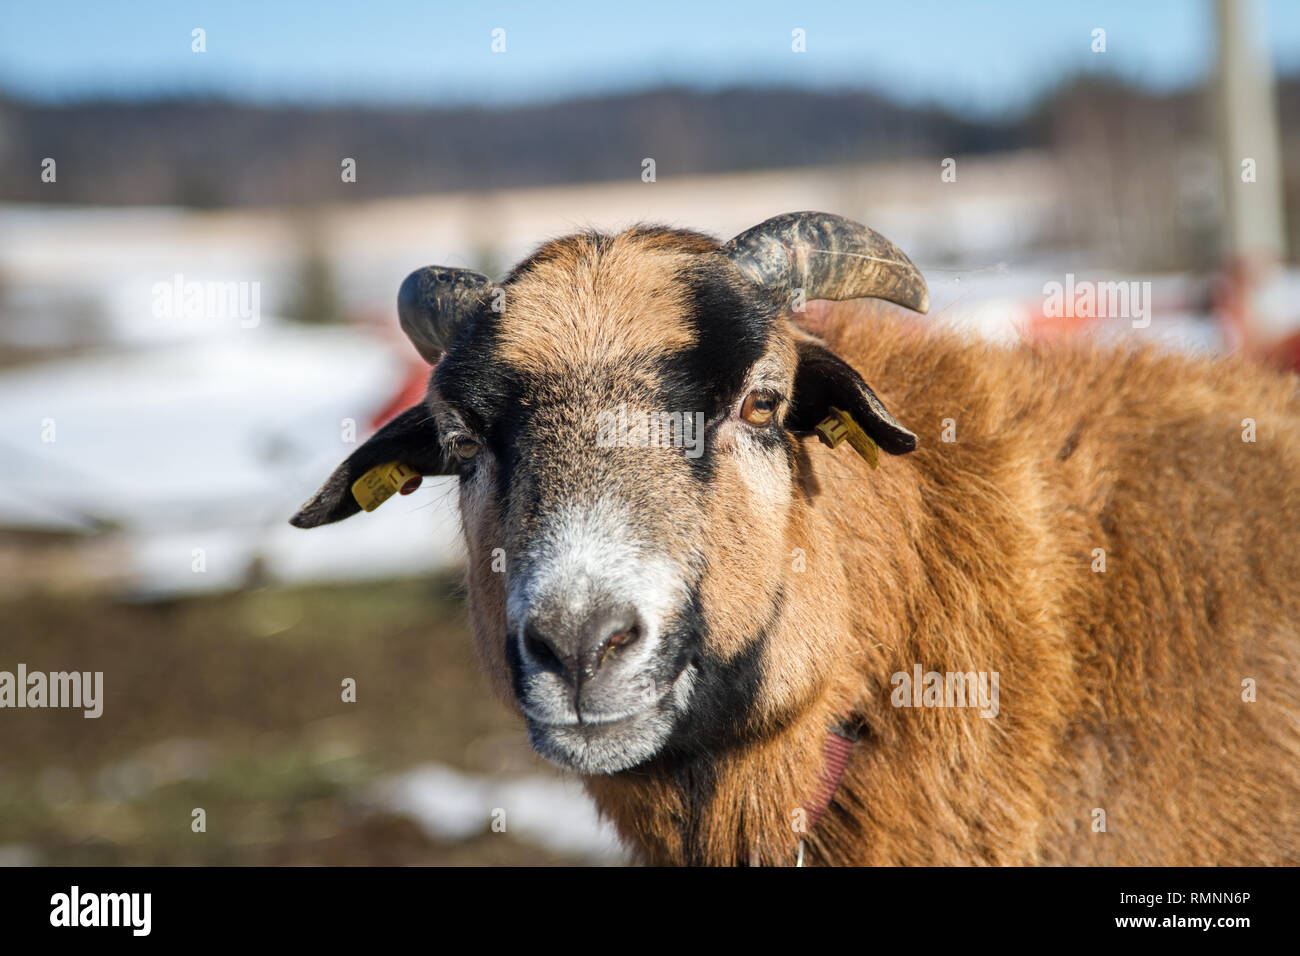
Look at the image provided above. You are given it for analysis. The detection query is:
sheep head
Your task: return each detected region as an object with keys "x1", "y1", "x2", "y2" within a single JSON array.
[{"x1": 292, "y1": 211, "x2": 928, "y2": 775}]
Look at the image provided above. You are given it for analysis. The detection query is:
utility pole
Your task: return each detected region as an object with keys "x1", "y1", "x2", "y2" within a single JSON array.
[{"x1": 1213, "y1": 0, "x2": 1292, "y2": 349}]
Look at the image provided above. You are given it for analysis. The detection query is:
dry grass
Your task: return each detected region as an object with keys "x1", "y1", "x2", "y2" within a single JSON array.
[{"x1": 0, "y1": 575, "x2": 590, "y2": 865}]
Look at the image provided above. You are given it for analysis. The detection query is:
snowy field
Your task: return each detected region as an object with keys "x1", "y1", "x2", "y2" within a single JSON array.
[{"x1": 1, "y1": 161, "x2": 1261, "y2": 597}]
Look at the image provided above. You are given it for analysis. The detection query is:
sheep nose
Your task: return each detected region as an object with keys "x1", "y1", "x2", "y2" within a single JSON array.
[{"x1": 521, "y1": 603, "x2": 642, "y2": 685}]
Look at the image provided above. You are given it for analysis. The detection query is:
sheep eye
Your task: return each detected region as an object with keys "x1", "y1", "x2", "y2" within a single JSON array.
[
  {"x1": 739, "y1": 390, "x2": 777, "y2": 426},
  {"x1": 451, "y1": 437, "x2": 481, "y2": 461}
]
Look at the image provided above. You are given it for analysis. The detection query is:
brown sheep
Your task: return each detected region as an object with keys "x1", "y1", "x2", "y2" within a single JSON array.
[{"x1": 292, "y1": 212, "x2": 1300, "y2": 865}]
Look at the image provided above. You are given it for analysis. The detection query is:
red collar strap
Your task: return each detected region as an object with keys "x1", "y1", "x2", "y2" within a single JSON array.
[
  {"x1": 806, "y1": 720, "x2": 861, "y2": 830},
  {"x1": 746, "y1": 719, "x2": 861, "y2": 865}
]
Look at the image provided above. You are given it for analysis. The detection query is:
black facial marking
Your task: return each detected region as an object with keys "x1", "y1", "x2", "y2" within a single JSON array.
[
  {"x1": 435, "y1": 307, "x2": 534, "y2": 500},
  {"x1": 633, "y1": 581, "x2": 780, "y2": 863},
  {"x1": 670, "y1": 259, "x2": 775, "y2": 417},
  {"x1": 436, "y1": 309, "x2": 513, "y2": 427},
  {"x1": 627, "y1": 258, "x2": 781, "y2": 482},
  {"x1": 655, "y1": 581, "x2": 777, "y2": 764}
]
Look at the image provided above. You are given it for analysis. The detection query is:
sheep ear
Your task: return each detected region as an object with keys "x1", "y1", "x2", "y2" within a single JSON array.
[
  {"x1": 787, "y1": 341, "x2": 917, "y2": 455},
  {"x1": 290, "y1": 404, "x2": 450, "y2": 528}
]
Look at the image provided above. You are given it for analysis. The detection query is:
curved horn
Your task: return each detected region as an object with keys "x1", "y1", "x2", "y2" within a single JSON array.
[
  {"x1": 724, "y1": 211, "x2": 929, "y2": 314},
  {"x1": 397, "y1": 266, "x2": 493, "y2": 363}
]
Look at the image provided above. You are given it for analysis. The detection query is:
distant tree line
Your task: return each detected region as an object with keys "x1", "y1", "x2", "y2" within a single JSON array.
[{"x1": 1, "y1": 78, "x2": 1298, "y2": 264}]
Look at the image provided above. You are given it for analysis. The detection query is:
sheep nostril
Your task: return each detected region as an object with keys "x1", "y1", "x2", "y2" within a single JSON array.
[
  {"x1": 521, "y1": 607, "x2": 644, "y2": 682},
  {"x1": 597, "y1": 625, "x2": 639, "y2": 669},
  {"x1": 523, "y1": 622, "x2": 566, "y2": 676},
  {"x1": 607, "y1": 627, "x2": 638, "y2": 650}
]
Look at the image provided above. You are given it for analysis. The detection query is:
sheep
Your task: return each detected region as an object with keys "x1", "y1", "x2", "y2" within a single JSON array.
[{"x1": 291, "y1": 212, "x2": 1300, "y2": 866}]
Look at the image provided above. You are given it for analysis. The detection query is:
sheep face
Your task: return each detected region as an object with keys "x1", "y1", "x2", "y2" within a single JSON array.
[
  {"x1": 438, "y1": 228, "x2": 814, "y2": 774},
  {"x1": 292, "y1": 215, "x2": 927, "y2": 776}
]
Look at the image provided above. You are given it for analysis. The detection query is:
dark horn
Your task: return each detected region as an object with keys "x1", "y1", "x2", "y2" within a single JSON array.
[
  {"x1": 397, "y1": 266, "x2": 494, "y2": 363},
  {"x1": 724, "y1": 211, "x2": 929, "y2": 314}
]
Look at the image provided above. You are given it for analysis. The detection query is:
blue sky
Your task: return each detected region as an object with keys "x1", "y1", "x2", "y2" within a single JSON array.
[{"x1": 2, "y1": 0, "x2": 1298, "y2": 115}]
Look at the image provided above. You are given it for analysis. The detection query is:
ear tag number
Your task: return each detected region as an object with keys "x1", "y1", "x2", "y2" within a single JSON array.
[
  {"x1": 814, "y1": 407, "x2": 879, "y2": 469},
  {"x1": 351, "y1": 461, "x2": 422, "y2": 512}
]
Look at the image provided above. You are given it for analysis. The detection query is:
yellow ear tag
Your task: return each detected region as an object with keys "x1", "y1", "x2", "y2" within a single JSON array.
[
  {"x1": 814, "y1": 407, "x2": 879, "y2": 469},
  {"x1": 351, "y1": 462, "x2": 422, "y2": 512}
]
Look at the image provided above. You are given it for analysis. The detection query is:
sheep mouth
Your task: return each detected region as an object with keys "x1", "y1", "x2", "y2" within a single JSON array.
[{"x1": 524, "y1": 662, "x2": 697, "y2": 774}]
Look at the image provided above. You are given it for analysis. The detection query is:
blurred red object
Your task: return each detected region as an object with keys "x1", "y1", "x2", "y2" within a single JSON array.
[
  {"x1": 1021, "y1": 301, "x2": 1105, "y2": 341},
  {"x1": 370, "y1": 360, "x2": 430, "y2": 430},
  {"x1": 1213, "y1": 257, "x2": 1300, "y2": 373},
  {"x1": 1259, "y1": 329, "x2": 1300, "y2": 373}
]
